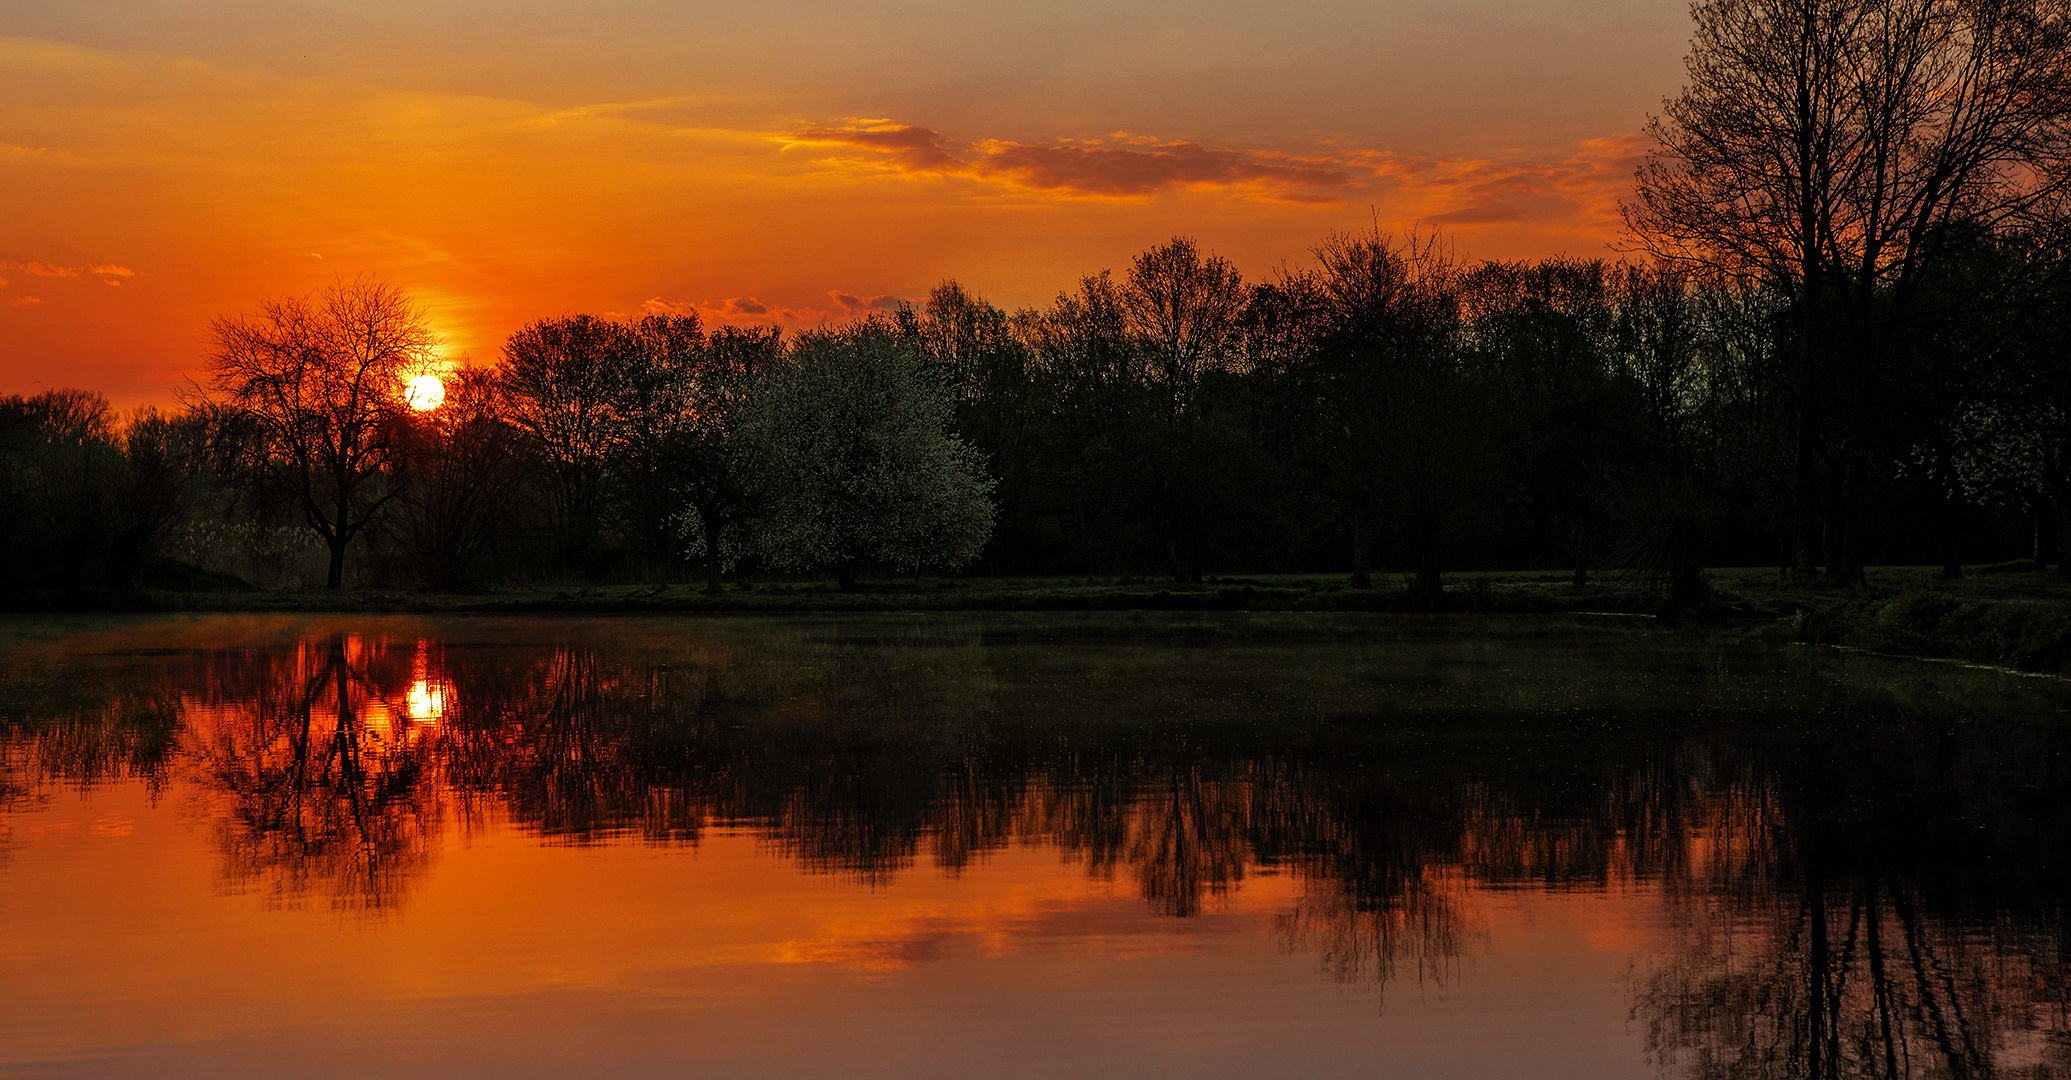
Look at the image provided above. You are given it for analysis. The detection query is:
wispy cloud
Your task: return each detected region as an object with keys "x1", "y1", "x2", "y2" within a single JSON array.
[
  {"x1": 789, "y1": 123, "x2": 960, "y2": 172},
  {"x1": 973, "y1": 139, "x2": 1352, "y2": 202},
  {"x1": 1, "y1": 259, "x2": 136, "y2": 281},
  {"x1": 646, "y1": 295, "x2": 835, "y2": 326},
  {"x1": 1365, "y1": 134, "x2": 1648, "y2": 231},
  {"x1": 788, "y1": 123, "x2": 1357, "y2": 203},
  {"x1": 827, "y1": 290, "x2": 906, "y2": 313},
  {"x1": 783, "y1": 122, "x2": 1642, "y2": 217}
]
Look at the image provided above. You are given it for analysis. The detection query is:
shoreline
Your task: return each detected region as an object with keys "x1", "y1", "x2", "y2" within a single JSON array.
[{"x1": 8, "y1": 568, "x2": 2071, "y2": 678}]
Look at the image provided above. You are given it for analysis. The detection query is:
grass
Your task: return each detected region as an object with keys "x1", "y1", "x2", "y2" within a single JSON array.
[{"x1": 13, "y1": 562, "x2": 2071, "y2": 676}]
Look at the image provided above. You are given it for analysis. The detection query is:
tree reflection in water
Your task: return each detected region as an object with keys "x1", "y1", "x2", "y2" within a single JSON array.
[
  {"x1": 2, "y1": 616, "x2": 2069, "y2": 1076},
  {"x1": 1633, "y1": 720, "x2": 2071, "y2": 1079},
  {"x1": 181, "y1": 634, "x2": 445, "y2": 909}
]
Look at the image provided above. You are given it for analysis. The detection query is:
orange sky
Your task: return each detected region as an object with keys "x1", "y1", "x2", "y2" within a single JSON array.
[{"x1": 0, "y1": 2, "x2": 1690, "y2": 407}]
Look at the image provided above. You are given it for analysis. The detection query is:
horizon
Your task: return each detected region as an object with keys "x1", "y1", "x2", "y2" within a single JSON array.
[{"x1": 0, "y1": 1, "x2": 1687, "y2": 409}]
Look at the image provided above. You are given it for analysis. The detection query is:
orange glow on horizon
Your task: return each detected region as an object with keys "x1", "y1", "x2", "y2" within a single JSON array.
[{"x1": 0, "y1": 8, "x2": 1690, "y2": 408}]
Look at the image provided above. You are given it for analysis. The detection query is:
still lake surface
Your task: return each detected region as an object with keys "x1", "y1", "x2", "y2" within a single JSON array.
[{"x1": 1, "y1": 612, "x2": 2067, "y2": 1078}]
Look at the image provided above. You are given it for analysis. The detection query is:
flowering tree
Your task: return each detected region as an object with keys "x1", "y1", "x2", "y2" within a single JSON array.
[{"x1": 740, "y1": 319, "x2": 994, "y2": 587}]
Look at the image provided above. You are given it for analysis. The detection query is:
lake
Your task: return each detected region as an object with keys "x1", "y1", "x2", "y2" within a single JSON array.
[{"x1": 1, "y1": 612, "x2": 2066, "y2": 1078}]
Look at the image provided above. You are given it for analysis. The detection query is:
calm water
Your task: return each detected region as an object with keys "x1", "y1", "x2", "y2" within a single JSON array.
[{"x1": 1, "y1": 612, "x2": 2068, "y2": 1079}]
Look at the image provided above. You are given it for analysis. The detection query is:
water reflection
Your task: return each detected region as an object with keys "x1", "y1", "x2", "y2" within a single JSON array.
[{"x1": 2, "y1": 614, "x2": 2069, "y2": 1076}]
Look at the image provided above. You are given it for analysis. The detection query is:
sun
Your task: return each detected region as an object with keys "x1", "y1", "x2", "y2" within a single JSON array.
[{"x1": 404, "y1": 374, "x2": 446, "y2": 412}]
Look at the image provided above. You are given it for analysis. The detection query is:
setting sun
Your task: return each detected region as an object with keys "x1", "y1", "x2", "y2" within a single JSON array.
[{"x1": 404, "y1": 374, "x2": 445, "y2": 412}]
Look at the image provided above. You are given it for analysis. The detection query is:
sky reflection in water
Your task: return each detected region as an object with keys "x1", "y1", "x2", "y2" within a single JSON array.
[{"x1": 1, "y1": 613, "x2": 2068, "y2": 1078}]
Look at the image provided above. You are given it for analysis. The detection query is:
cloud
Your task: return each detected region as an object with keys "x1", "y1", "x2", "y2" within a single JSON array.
[
  {"x1": 640, "y1": 296, "x2": 691, "y2": 316},
  {"x1": 5, "y1": 295, "x2": 39, "y2": 306},
  {"x1": 674, "y1": 295, "x2": 842, "y2": 326},
  {"x1": 1366, "y1": 133, "x2": 1649, "y2": 232},
  {"x1": 973, "y1": 140, "x2": 1354, "y2": 202},
  {"x1": 828, "y1": 290, "x2": 906, "y2": 313},
  {"x1": 789, "y1": 123, "x2": 961, "y2": 172},
  {"x1": 1, "y1": 259, "x2": 137, "y2": 280},
  {"x1": 1428, "y1": 204, "x2": 1528, "y2": 225},
  {"x1": 789, "y1": 123, "x2": 1358, "y2": 203},
  {"x1": 783, "y1": 117, "x2": 1647, "y2": 222}
]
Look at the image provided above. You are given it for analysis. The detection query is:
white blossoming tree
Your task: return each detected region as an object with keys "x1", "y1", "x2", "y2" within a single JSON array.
[{"x1": 739, "y1": 319, "x2": 995, "y2": 587}]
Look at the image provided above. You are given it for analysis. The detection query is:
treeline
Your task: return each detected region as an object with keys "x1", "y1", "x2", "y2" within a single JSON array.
[
  {"x1": 11, "y1": 0, "x2": 2071, "y2": 602},
  {"x1": 2, "y1": 227, "x2": 2067, "y2": 600}
]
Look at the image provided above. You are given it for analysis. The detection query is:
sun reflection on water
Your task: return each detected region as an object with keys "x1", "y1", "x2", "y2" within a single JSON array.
[{"x1": 405, "y1": 678, "x2": 448, "y2": 724}]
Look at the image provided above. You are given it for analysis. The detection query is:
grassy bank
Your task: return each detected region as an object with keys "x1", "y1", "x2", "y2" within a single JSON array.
[
  {"x1": 11, "y1": 565, "x2": 2071, "y2": 676},
  {"x1": 1782, "y1": 567, "x2": 2071, "y2": 676}
]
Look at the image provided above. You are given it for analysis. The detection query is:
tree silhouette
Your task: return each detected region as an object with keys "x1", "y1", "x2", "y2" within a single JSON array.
[
  {"x1": 197, "y1": 275, "x2": 434, "y2": 588},
  {"x1": 1627, "y1": 0, "x2": 2071, "y2": 586},
  {"x1": 500, "y1": 313, "x2": 636, "y2": 574}
]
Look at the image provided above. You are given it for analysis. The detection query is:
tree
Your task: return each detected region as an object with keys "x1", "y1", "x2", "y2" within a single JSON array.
[
  {"x1": 1627, "y1": 0, "x2": 2071, "y2": 585},
  {"x1": 0, "y1": 390, "x2": 121, "y2": 591},
  {"x1": 740, "y1": 319, "x2": 996, "y2": 587},
  {"x1": 1121, "y1": 236, "x2": 1248, "y2": 418},
  {"x1": 1121, "y1": 237, "x2": 1254, "y2": 582},
  {"x1": 1304, "y1": 227, "x2": 1475, "y2": 599},
  {"x1": 1462, "y1": 258, "x2": 1626, "y2": 584},
  {"x1": 199, "y1": 275, "x2": 433, "y2": 589},
  {"x1": 609, "y1": 312, "x2": 707, "y2": 572},
  {"x1": 674, "y1": 323, "x2": 781, "y2": 593},
  {"x1": 907, "y1": 282, "x2": 1042, "y2": 573},
  {"x1": 501, "y1": 313, "x2": 635, "y2": 574},
  {"x1": 388, "y1": 369, "x2": 529, "y2": 591}
]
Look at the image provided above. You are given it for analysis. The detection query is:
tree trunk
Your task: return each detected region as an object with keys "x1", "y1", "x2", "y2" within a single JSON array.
[
  {"x1": 700, "y1": 509, "x2": 724, "y2": 595},
  {"x1": 1668, "y1": 516, "x2": 1708, "y2": 612},
  {"x1": 1350, "y1": 514, "x2": 1372, "y2": 589},
  {"x1": 1838, "y1": 459, "x2": 1867, "y2": 590},
  {"x1": 836, "y1": 562, "x2": 857, "y2": 590},
  {"x1": 1408, "y1": 529, "x2": 1441, "y2": 608},
  {"x1": 1572, "y1": 528, "x2": 1589, "y2": 588},
  {"x1": 327, "y1": 533, "x2": 349, "y2": 589},
  {"x1": 1791, "y1": 417, "x2": 1821, "y2": 585},
  {"x1": 1411, "y1": 562, "x2": 1442, "y2": 608},
  {"x1": 1407, "y1": 502, "x2": 1442, "y2": 609},
  {"x1": 2053, "y1": 486, "x2": 2071, "y2": 582}
]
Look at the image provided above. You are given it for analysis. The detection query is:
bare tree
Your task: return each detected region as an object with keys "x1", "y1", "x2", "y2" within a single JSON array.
[
  {"x1": 1121, "y1": 236, "x2": 1248, "y2": 417},
  {"x1": 1307, "y1": 227, "x2": 1472, "y2": 599},
  {"x1": 199, "y1": 275, "x2": 434, "y2": 588},
  {"x1": 1627, "y1": 0, "x2": 2071, "y2": 585}
]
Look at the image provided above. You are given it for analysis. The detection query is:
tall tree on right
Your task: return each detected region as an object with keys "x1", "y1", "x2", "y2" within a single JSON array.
[{"x1": 1625, "y1": 0, "x2": 2071, "y2": 586}]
